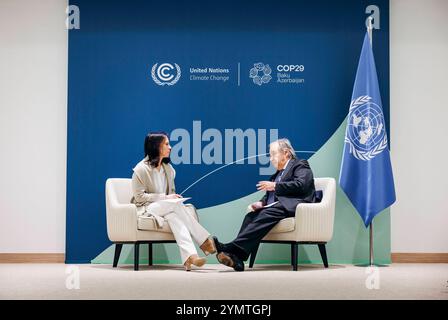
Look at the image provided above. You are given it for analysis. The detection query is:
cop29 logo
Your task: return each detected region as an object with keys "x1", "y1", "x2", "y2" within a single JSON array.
[
  {"x1": 249, "y1": 62, "x2": 272, "y2": 86},
  {"x1": 151, "y1": 63, "x2": 181, "y2": 86}
]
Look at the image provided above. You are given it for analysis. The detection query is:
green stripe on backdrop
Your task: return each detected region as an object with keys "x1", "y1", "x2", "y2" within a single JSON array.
[{"x1": 92, "y1": 120, "x2": 391, "y2": 265}]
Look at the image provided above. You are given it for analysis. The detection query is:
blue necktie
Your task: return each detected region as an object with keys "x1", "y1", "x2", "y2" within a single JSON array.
[{"x1": 266, "y1": 169, "x2": 284, "y2": 205}]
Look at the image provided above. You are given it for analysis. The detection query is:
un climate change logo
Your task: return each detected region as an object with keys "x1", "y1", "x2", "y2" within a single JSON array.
[
  {"x1": 345, "y1": 95, "x2": 388, "y2": 161},
  {"x1": 151, "y1": 63, "x2": 181, "y2": 86},
  {"x1": 249, "y1": 62, "x2": 272, "y2": 86}
]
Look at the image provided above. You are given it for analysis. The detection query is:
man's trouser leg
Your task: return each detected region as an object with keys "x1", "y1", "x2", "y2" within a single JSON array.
[{"x1": 228, "y1": 204, "x2": 290, "y2": 261}]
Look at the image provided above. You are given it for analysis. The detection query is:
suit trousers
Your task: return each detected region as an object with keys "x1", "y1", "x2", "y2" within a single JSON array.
[
  {"x1": 146, "y1": 201, "x2": 210, "y2": 264},
  {"x1": 228, "y1": 203, "x2": 293, "y2": 261}
]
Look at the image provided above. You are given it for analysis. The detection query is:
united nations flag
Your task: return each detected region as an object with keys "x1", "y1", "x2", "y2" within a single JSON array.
[{"x1": 339, "y1": 32, "x2": 396, "y2": 227}]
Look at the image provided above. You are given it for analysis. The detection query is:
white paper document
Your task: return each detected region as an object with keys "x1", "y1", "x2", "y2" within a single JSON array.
[
  {"x1": 159, "y1": 197, "x2": 191, "y2": 204},
  {"x1": 262, "y1": 201, "x2": 279, "y2": 208}
]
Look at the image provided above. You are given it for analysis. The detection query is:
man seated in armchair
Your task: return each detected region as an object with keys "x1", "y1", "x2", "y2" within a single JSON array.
[{"x1": 213, "y1": 138, "x2": 318, "y2": 271}]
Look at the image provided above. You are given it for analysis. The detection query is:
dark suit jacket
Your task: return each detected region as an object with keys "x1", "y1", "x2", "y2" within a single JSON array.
[{"x1": 261, "y1": 158, "x2": 317, "y2": 214}]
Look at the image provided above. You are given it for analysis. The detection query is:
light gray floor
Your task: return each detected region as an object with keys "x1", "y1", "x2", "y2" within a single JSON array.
[{"x1": 0, "y1": 263, "x2": 447, "y2": 300}]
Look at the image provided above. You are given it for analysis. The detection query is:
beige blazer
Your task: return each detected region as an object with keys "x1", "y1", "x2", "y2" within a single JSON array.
[{"x1": 130, "y1": 156, "x2": 176, "y2": 217}]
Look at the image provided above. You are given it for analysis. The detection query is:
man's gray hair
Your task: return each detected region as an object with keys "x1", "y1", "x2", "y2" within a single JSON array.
[{"x1": 270, "y1": 138, "x2": 297, "y2": 159}]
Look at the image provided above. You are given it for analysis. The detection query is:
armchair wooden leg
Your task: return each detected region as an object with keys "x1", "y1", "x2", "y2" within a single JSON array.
[
  {"x1": 249, "y1": 243, "x2": 260, "y2": 268},
  {"x1": 134, "y1": 243, "x2": 140, "y2": 271},
  {"x1": 148, "y1": 242, "x2": 153, "y2": 266},
  {"x1": 318, "y1": 244, "x2": 329, "y2": 268},
  {"x1": 290, "y1": 243, "x2": 294, "y2": 266},
  {"x1": 291, "y1": 243, "x2": 298, "y2": 271},
  {"x1": 113, "y1": 243, "x2": 123, "y2": 268}
]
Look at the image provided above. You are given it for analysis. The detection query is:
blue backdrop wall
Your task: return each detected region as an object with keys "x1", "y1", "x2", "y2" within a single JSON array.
[{"x1": 67, "y1": 0, "x2": 390, "y2": 263}]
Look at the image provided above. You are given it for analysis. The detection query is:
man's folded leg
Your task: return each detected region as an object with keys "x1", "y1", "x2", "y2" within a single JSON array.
[
  {"x1": 227, "y1": 204, "x2": 289, "y2": 260},
  {"x1": 215, "y1": 205, "x2": 289, "y2": 272}
]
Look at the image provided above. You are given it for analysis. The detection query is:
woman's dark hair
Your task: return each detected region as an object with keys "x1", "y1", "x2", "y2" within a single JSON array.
[{"x1": 144, "y1": 131, "x2": 171, "y2": 167}]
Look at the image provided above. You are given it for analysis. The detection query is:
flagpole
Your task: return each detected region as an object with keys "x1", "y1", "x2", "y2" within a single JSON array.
[
  {"x1": 349, "y1": 16, "x2": 392, "y2": 269},
  {"x1": 367, "y1": 16, "x2": 374, "y2": 267}
]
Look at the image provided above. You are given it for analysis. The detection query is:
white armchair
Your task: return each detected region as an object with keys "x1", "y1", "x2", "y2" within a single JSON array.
[
  {"x1": 247, "y1": 177, "x2": 336, "y2": 271},
  {"x1": 105, "y1": 178, "x2": 199, "y2": 270}
]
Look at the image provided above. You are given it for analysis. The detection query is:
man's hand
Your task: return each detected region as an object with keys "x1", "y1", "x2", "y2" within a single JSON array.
[
  {"x1": 256, "y1": 181, "x2": 276, "y2": 191},
  {"x1": 251, "y1": 201, "x2": 264, "y2": 211},
  {"x1": 166, "y1": 194, "x2": 182, "y2": 199}
]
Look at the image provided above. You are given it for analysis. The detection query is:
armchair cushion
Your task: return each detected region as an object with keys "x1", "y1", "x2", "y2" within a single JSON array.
[
  {"x1": 138, "y1": 216, "x2": 173, "y2": 233},
  {"x1": 269, "y1": 217, "x2": 295, "y2": 233}
]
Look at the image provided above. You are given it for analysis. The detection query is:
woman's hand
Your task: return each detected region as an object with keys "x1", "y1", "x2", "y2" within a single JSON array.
[{"x1": 166, "y1": 194, "x2": 182, "y2": 199}]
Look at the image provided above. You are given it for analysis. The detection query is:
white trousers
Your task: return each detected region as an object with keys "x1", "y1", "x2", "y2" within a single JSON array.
[{"x1": 145, "y1": 201, "x2": 210, "y2": 264}]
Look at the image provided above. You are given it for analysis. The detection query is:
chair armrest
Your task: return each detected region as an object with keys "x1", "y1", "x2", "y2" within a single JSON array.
[
  {"x1": 294, "y1": 200, "x2": 335, "y2": 242},
  {"x1": 106, "y1": 203, "x2": 138, "y2": 242}
]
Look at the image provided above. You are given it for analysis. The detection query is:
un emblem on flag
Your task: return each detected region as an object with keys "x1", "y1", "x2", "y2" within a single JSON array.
[{"x1": 345, "y1": 95, "x2": 388, "y2": 161}]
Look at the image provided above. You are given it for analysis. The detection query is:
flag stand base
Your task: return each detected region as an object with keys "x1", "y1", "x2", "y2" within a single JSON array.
[{"x1": 354, "y1": 222, "x2": 390, "y2": 268}]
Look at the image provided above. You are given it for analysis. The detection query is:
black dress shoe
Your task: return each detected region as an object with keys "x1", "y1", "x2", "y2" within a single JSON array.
[
  {"x1": 217, "y1": 252, "x2": 245, "y2": 272},
  {"x1": 212, "y1": 236, "x2": 225, "y2": 253}
]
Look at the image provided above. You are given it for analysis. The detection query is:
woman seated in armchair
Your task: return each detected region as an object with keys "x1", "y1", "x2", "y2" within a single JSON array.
[{"x1": 130, "y1": 132, "x2": 216, "y2": 271}]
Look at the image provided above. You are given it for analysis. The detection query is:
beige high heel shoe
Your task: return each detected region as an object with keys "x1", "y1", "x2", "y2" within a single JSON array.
[
  {"x1": 199, "y1": 237, "x2": 217, "y2": 256},
  {"x1": 184, "y1": 254, "x2": 206, "y2": 271}
]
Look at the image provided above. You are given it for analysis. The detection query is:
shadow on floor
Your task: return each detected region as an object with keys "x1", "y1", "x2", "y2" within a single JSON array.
[
  {"x1": 89, "y1": 263, "x2": 346, "y2": 272},
  {"x1": 247, "y1": 264, "x2": 346, "y2": 271}
]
